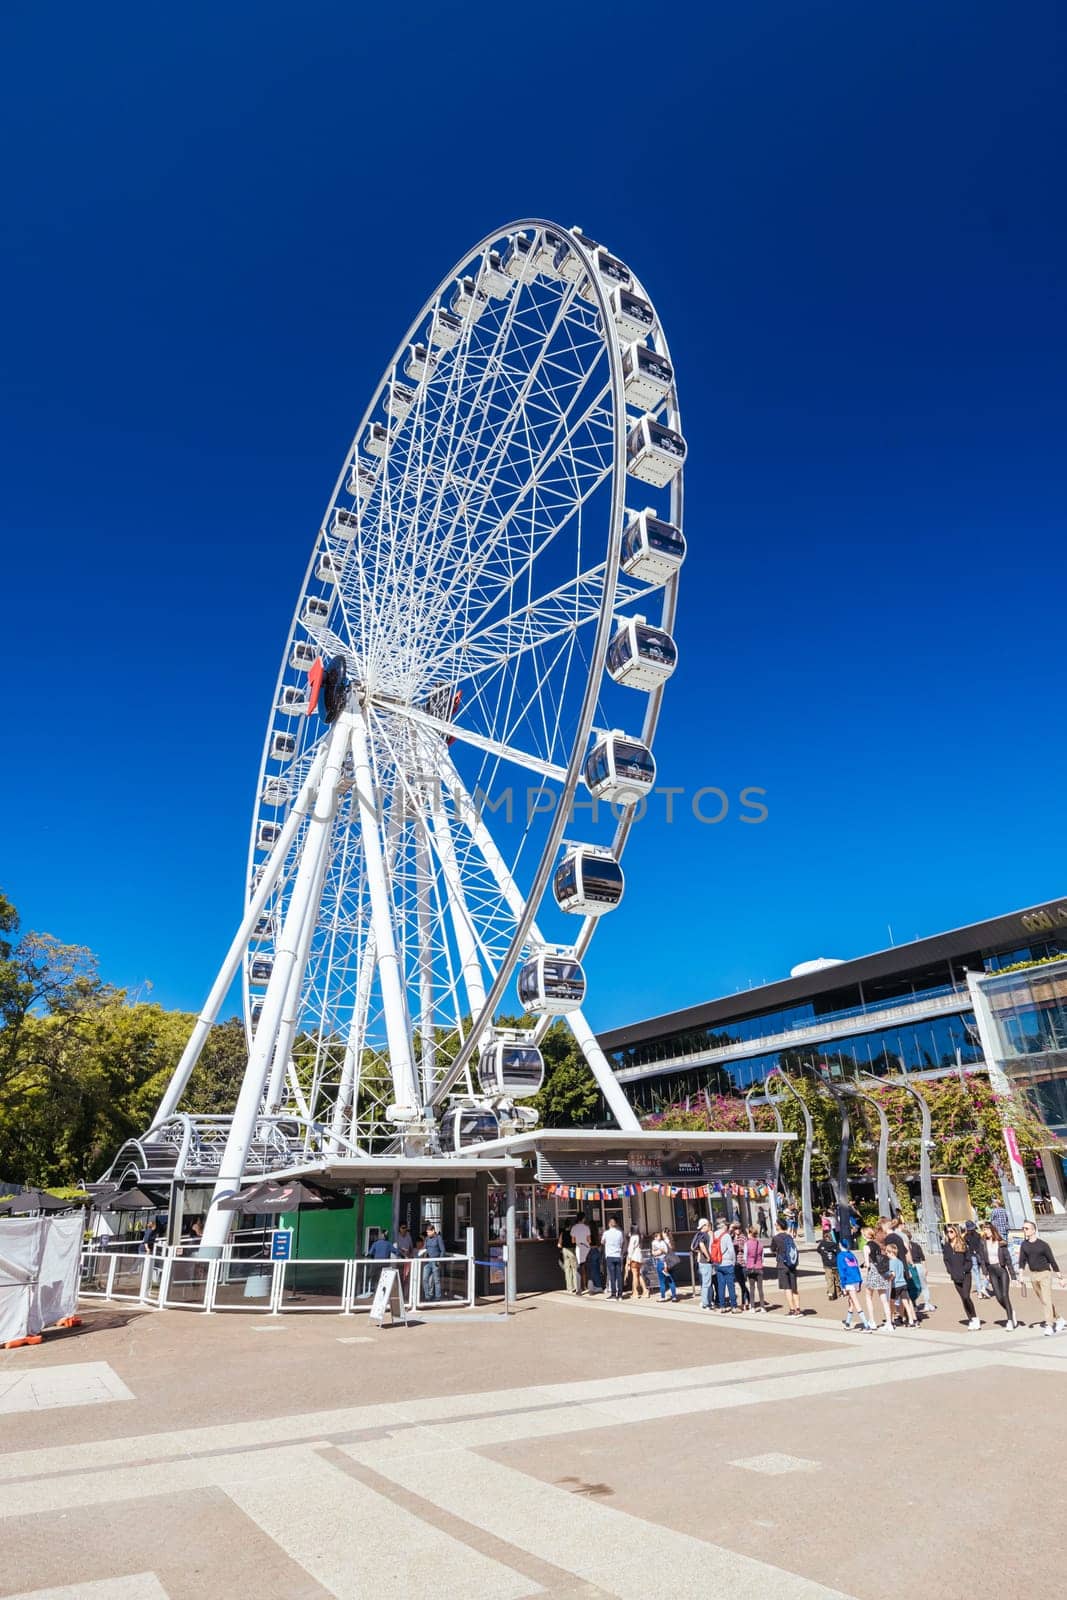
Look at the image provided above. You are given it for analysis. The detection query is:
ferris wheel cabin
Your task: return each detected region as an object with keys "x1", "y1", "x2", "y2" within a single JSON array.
[
  {"x1": 610, "y1": 288, "x2": 655, "y2": 343},
  {"x1": 478, "y1": 250, "x2": 511, "y2": 298},
  {"x1": 386, "y1": 383, "x2": 416, "y2": 422},
  {"x1": 554, "y1": 847, "x2": 624, "y2": 915},
  {"x1": 269, "y1": 731, "x2": 296, "y2": 761},
  {"x1": 478, "y1": 1040, "x2": 546, "y2": 1099},
  {"x1": 439, "y1": 1104, "x2": 501, "y2": 1153},
  {"x1": 606, "y1": 616, "x2": 678, "y2": 690},
  {"x1": 346, "y1": 463, "x2": 378, "y2": 503},
  {"x1": 621, "y1": 343, "x2": 673, "y2": 410},
  {"x1": 301, "y1": 595, "x2": 330, "y2": 628},
  {"x1": 531, "y1": 229, "x2": 565, "y2": 275},
  {"x1": 584, "y1": 733, "x2": 656, "y2": 803},
  {"x1": 363, "y1": 421, "x2": 391, "y2": 458},
  {"x1": 451, "y1": 275, "x2": 489, "y2": 322},
  {"x1": 620, "y1": 509, "x2": 686, "y2": 585},
  {"x1": 255, "y1": 820, "x2": 282, "y2": 852},
  {"x1": 554, "y1": 228, "x2": 599, "y2": 283},
  {"x1": 517, "y1": 952, "x2": 586, "y2": 1014},
  {"x1": 290, "y1": 640, "x2": 318, "y2": 671},
  {"x1": 502, "y1": 232, "x2": 537, "y2": 283},
  {"x1": 276, "y1": 684, "x2": 306, "y2": 713},
  {"x1": 249, "y1": 957, "x2": 274, "y2": 986},
  {"x1": 430, "y1": 308, "x2": 462, "y2": 349},
  {"x1": 316, "y1": 554, "x2": 341, "y2": 586},
  {"x1": 579, "y1": 247, "x2": 632, "y2": 303},
  {"x1": 331, "y1": 508, "x2": 359, "y2": 543},
  {"x1": 252, "y1": 914, "x2": 274, "y2": 940},
  {"x1": 404, "y1": 343, "x2": 437, "y2": 382},
  {"x1": 260, "y1": 776, "x2": 291, "y2": 807},
  {"x1": 626, "y1": 417, "x2": 687, "y2": 487}
]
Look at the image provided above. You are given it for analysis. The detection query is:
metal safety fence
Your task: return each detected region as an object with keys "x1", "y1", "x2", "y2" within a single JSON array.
[{"x1": 80, "y1": 1237, "x2": 475, "y2": 1317}]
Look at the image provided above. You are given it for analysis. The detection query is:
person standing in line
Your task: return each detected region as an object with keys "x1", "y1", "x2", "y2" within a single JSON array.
[
  {"x1": 900, "y1": 1223, "x2": 935, "y2": 1314},
  {"x1": 140, "y1": 1218, "x2": 159, "y2": 1255},
  {"x1": 423, "y1": 1222, "x2": 446, "y2": 1301},
  {"x1": 976, "y1": 1222, "x2": 1018, "y2": 1328},
  {"x1": 743, "y1": 1226, "x2": 767, "y2": 1311},
  {"x1": 861, "y1": 1225, "x2": 894, "y2": 1332},
  {"x1": 570, "y1": 1214, "x2": 591, "y2": 1294},
  {"x1": 602, "y1": 1216, "x2": 625, "y2": 1301},
  {"x1": 757, "y1": 1205, "x2": 768, "y2": 1238},
  {"x1": 942, "y1": 1223, "x2": 982, "y2": 1329},
  {"x1": 1018, "y1": 1219, "x2": 1065, "y2": 1337},
  {"x1": 651, "y1": 1230, "x2": 677, "y2": 1301},
  {"x1": 558, "y1": 1225, "x2": 579, "y2": 1293},
  {"x1": 836, "y1": 1236, "x2": 869, "y2": 1330},
  {"x1": 885, "y1": 1241, "x2": 918, "y2": 1327},
  {"x1": 367, "y1": 1230, "x2": 397, "y2": 1292},
  {"x1": 816, "y1": 1226, "x2": 840, "y2": 1301},
  {"x1": 693, "y1": 1218, "x2": 716, "y2": 1311},
  {"x1": 772, "y1": 1218, "x2": 801, "y2": 1316},
  {"x1": 396, "y1": 1220, "x2": 414, "y2": 1293},
  {"x1": 626, "y1": 1226, "x2": 648, "y2": 1299},
  {"x1": 989, "y1": 1198, "x2": 1011, "y2": 1240},
  {"x1": 731, "y1": 1223, "x2": 751, "y2": 1310},
  {"x1": 712, "y1": 1221, "x2": 737, "y2": 1313}
]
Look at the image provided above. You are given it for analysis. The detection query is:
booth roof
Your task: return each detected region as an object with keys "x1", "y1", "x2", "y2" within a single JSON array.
[
  {"x1": 456, "y1": 1128, "x2": 795, "y2": 1158},
  {"x1": 258, "y1": 1154, "x2": 525, "y2": 1185}
]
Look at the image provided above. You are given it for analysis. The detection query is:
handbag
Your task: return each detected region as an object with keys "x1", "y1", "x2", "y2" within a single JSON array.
[{"x1": 665, "y1": 1252, "x2": 681, "y2": 1270}]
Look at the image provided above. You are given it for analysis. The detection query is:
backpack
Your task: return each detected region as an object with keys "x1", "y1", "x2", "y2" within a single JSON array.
[
  {"x1": 709, "y1": 1233, "x2": 723, "y2": 1265},
  {"x1": 782, "y1": 1234, "x2": 798, "y2": 1268}
]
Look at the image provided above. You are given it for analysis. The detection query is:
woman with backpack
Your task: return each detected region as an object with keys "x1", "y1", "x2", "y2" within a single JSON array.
[
  {"x1": 861, "y1": 1225, "x2": 894, "y2": 1332},
  {"x1": 773, "y1": 1220, "x2": 801, "y2": 1315}
]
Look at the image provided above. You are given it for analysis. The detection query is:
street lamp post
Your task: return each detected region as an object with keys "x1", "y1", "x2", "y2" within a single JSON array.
[{"x1": 766, "y1": 1068, "x2": 815, "y2": 1243}]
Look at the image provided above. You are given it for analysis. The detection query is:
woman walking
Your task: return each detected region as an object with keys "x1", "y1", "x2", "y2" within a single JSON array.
[
  {"x1": 651, "y1": 1230, "x2": 678, "y2": 1302},
  {"x1": 942, "y1": 1223, "x2": 981, "y2": 1329},
  {"x1": 626, "y1": 1226, "x2": 648, "y2": 1300},
  {"x1": 743, "y1": 1226, "x2": 767, "y2": 1311},
  {"x1": 977, "y1": 1222, "x2": 1018, "y2": 1328},
  {"x1": 731, "y1": 1224, "x2": 751, "y2": 1310},
  {"x1": 861, "y1": 1225, "x2": 894, "y2": 1332}
]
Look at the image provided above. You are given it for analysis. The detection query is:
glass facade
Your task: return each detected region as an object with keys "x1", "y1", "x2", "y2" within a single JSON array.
[
  {"x1": 608, "y1": 931, "x2": 1067, "y2": 1115},
  {"x1": 979, "y1": 957, "x2": 1067, "y2": 1140}
]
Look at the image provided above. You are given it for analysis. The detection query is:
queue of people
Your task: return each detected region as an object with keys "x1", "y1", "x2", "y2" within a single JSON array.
[{"x1": 557, "y1": 1207, "x2": 1066, "y2": 1335}]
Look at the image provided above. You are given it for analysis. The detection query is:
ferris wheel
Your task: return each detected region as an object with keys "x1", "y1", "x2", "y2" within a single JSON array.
[{"x1": 155, "y1": 220, "x2": 684, "y2": 1241}]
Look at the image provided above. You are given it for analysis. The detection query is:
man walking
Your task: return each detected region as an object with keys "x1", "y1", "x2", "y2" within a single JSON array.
[
  {"x1": 1018, "y1": 1220, "x2": 1065, "y2": 1336},
  {"x1": 602, "y1": 1215, "x2": 625, "y2": 1300},
  {"x1": 816, "y1": 1224, "x2": 839, "y2": 1301},
  {"x1": 712, "y1": 1221, "x2": 737, "y2": 1313},
  {"x1": 990, "y1": 1198, "x2": 1011, "y2": 1240}
]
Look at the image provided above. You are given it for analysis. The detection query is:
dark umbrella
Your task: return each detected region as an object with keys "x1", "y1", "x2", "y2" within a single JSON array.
[
  {"x1": 216, "y1": 1179, "x2": 335, "y2": 1212},
  {"x1": 100, "y1": 1187, "x2": 165, "y2": 1212},
  {"x1": 0, "y1": 1187, "x2": 80, "y2": 1214}
]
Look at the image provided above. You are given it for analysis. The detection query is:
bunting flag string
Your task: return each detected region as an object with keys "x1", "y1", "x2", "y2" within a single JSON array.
[{"x1": 540, "y1": 1181, "x2": 771, "y2": 1202}]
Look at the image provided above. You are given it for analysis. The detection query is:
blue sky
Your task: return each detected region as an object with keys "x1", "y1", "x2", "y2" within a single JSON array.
[{"x1": 3, "y1": 1, "x2": 1065, "y2": 1031}]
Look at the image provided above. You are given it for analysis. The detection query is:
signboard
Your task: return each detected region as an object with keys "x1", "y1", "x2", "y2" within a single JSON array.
[
  {"x1": 269, "y1": 1229, "x2": 293, "y2": 1261},
  {"x1": 369, "y1": 1265, "x2": 407, "y2": 1326},
  {"x1": 662, "y1": 1151, "x2": 705, "y2": 1178}
]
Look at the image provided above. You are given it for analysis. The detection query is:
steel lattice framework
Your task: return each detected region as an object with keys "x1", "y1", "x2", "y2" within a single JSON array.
[{"x1": 151, "y1": 220, "x2": 685, "y2": 1250}]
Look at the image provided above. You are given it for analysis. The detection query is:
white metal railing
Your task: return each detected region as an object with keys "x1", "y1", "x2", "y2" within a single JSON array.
[{"x1": 79, "y1": 1237, "x2": 476, "y2": 1317}]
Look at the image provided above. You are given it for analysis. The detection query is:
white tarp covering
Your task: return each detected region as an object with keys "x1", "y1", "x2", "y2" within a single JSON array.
[{"x1": 0, "y1": 1211, "x2": 84, "y2": 1343}]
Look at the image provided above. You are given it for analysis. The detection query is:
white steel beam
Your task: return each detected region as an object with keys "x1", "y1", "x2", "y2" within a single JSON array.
[
  {"x1": 200, "y1": 717, "x2": 352, "y2": 1253},
  {"x1": 153, "y1": 744, "x2": 329, "y2": 1125}
]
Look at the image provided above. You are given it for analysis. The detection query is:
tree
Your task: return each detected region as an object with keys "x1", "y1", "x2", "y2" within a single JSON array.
[{"x1": 531, "y1": 1021, "x2": 600, "y2": 1127}]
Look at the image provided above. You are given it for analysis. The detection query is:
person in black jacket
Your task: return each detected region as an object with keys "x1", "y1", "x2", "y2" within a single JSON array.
[
  {"x1": 816, "y1": 1227, "x2": 839, "y2": 1301},
  {"x1": 1018, "y1": 1221, "x2": 1065, "y2": 1337},
  {"x1": 975, "y1": 1223, "x2": 1017, "y2": 1328},
  {"x1": 942, "y1": 1223, "x2": 981, "y2": 1329}
]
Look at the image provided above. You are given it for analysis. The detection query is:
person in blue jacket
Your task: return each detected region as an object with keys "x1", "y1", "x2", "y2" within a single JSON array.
[{"x1": 836, "y1": 1238, "x2": 870, "y2": 1330}]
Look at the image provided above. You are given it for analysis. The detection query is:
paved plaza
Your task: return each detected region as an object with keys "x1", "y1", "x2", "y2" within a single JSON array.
[{"x1": 1, "y1": 1268, "x2": 1064, "y2": 1600}]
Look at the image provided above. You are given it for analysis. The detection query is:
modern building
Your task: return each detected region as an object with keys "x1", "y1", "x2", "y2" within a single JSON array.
[{"x1": 599, "y1": 897, "x2": 1067, "y2": 1212}]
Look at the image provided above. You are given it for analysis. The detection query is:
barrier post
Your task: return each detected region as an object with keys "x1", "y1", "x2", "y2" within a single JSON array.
[
  {"x1": 270, "y1": 1259, "x2": 283, "y2": 1315},
  {"x1": 341, "y1": 1259, "x2": 354, "y2": 1314},
  {"x1": 105, "y1": 1254, "x2": 118, "y2": 1302},
  {"x1": 466, "y1": 1227, "x2": 475, "y2": 1306},
  {"x1": 204, "y1": 1258, "x2": 220, "y2": 1314}
]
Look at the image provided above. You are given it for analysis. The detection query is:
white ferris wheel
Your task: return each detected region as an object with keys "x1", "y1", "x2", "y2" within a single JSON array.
[{"x1": 153, "y1": 220, "x2": 685, "y2": 1249}]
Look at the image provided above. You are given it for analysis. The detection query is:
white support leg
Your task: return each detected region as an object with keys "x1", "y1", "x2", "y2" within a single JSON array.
[
  {"x1": 328, "y1": 927, "x2": 376, "y2": 1152},
  {"x1": 443, "y1": 754, "x2": 640, "y2": 1132},
  {"x1": 414, "y1": 818, "x2": 437, "y2": 1106},
  {"x1": 201, "y1": 718, "x2": 352, "y2": 1253},
  {"x1": 350, "y1": 706, "x2": 420, "y2": 1117},
  {"x1": 427, "y1": 794, "x2": 487, "y2": 1029},
  {"x1": 154, "y1": 745, "x2": 329, "y2": 1125},
  {"x1": 265, "y1": 815, "x2": 334, "y2": 1113}
]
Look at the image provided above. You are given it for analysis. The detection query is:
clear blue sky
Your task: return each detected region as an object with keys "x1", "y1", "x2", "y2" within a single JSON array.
[{"x1": 3, "y1": 2, "x2": 1065, "y2": 1031}]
